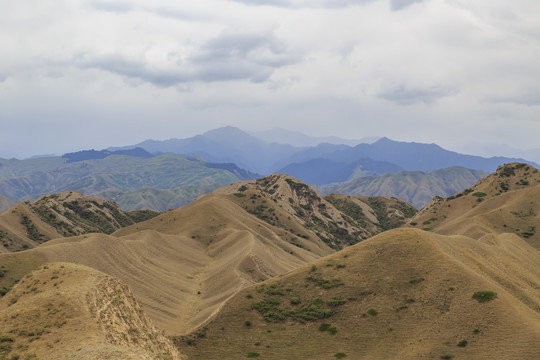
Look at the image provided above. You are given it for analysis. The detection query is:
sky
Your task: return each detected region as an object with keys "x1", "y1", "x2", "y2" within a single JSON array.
[{"x1": 1, "y1": 0, "x2": 539, "y2": 159}]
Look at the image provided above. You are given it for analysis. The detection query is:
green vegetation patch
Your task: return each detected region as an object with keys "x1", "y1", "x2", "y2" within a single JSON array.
[
  {"x1": 471, "y1": 192, "x2": 487, "y2": 197},
  {"x1": 306, "y1": 275, "x2": 344, "y2": 289},
  {"x1": 472, "y1": 291, "x2": 497, "y2": 303}
]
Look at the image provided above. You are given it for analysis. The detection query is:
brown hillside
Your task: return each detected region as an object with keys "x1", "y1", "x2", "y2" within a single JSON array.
[
  {"x1": 180, "y1": 228, "x2": 540, "y2": 360},
  {"x1": 409, "y1": 163, "x2": 540, "y2": 248},
  {"x1": 0, "y1": 191, "x2": 159, "y2": 252},
  {"x1": 0, "y1": 262, "x2": 182, "y2": 359},
  {"x1": 214, "y1": 174, "x2": 407, "y2": 249}
]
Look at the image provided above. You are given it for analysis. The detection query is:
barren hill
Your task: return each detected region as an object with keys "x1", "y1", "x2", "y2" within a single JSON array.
[
  {"x1": 180, "y1": 228, "x2": 540, "y2": 359},
  {"x1": 0, "y1": 191, "x2": 158, "y2": 252},
  {"x1": 409, "y1": 163, "x2": 540, "y2": 249},
  {"x1": 0, "y1": 262, "x2": 182, "y2": 359}
]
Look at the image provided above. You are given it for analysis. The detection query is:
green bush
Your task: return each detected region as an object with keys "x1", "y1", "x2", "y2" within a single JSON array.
[
  {"x1": 367, "y1": 309, "x2": 378, "y2": 316},
  {"x1": 472, "y1": 291, "x2": 497, "y2": 303},
  {"x1": 290, "y1": 297, "x2": 301, "y2": 305},
  {"x1": 247, "y1": 352, "x2": 260, "y2": 358},
  {"x1": 440, "y1": 353, "x2": 453, "y2": 359},
  {"x1": 334, "y1": 352, "x2": 347, "y2": 359},
  {"x1": 472, "y1": 192, "x2": 486, "y2": 197},
  {"x1": 457, "y1": 339, "x2": 468, "y2": 347}
]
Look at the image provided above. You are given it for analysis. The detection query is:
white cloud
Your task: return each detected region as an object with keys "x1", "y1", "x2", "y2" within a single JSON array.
[{"x1": 0, "y1": 0, "x2": 539, "y2": 157}]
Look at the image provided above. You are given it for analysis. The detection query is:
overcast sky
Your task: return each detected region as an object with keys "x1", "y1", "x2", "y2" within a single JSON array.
[{"x1": 1, "y1": 0, "x2": 539, "y2": 159}]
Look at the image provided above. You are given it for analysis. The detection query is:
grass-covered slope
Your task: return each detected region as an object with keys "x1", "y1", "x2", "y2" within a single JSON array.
[
  {"x1": 409, "y1": 163, "x2": 540, "y2": 248},
  {"x1": 322, "y1": 167, "x2": 487, "y2": 208},
  {"x1": 0, "y1": 153, "x2": 259, "y2": 202},
  {"x1": 179, "y1": 228, "x2": 540, "y2": 359}
]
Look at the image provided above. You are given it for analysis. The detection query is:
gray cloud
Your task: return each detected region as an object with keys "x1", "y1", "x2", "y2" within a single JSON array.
[
  {"x1": 88, "y1": 1, "x2": 135, "y2": 13},
  {"x1": 389, "y1": 0, "x2": 424, "y2": 11},
  {"x1": 379, "y1": 85, "x2": 458, "y2": 105},
  {"x1": 487, "y1": 93, "x2": 540, "y2": 107},
  {"x1": 227, "y1": 0, "x2": 425, "y2": 10},
  {"x1": 74, "y1": 32, "x2": 299, "y2": 86}
]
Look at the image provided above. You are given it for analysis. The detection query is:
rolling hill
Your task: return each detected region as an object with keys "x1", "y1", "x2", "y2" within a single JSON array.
[
  {"x1": 179, "y1": 228, "x2": 540, "y2": 359},
  {"x1": 321, "y1": 167, "x2": 488, "y2": 208},
  {"x1": 409, "y1": 163, "x2": 540, "y2": 249},
  {"x1": 0, "y1": 175, "x2": 415, "y2": 337}
]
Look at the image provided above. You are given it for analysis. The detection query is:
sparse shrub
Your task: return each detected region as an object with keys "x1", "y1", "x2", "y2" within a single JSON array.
[
  {"x1": 326, "y1": 296, "x2": 347, "y2": 307},
  {"x1": 473, "y1": 329, "x2": 480, "y2": 334},
  {"x1": 334, "y1": 352, "x2": 347, "y2": 359},
  {"x1": 457, "y1": 339, "x2": 468, "y2": 347},
  {"x1": 410, "y1": 222, "x2": 417, "y2": 226},
  {"x1": 246, "y1": 293, "x2": 253, "y2": 299},
  {"x1": 247, "y1": 352, "x2": 260, "y2": 358},
  {"x1": 441, "y1": 353, "x2": 453, "y2": 359},
  {"x1": 367, "y1": 309, "x2": 378, "y2": 316},
  {"x1": 409, "y1": 278, "x2": 425, "y2": 284},
  {"x1": 245, "y1": 320, "x2": 252, "y2": 327},
  {"x1": 472, "y1": 192, "x2": 486, "y2": 198},
  {"x1": 319, "y1": 323, "x2": 331, "y2": 331},
  {"x1": 233, "y1": 193, "x2": 246, "y2": 198},
  {"x1": 472, "y1": 291, "x2": 497, "y2": 303},
  {"x1": 290, "y1": 297, "x2": 300, "y2": 305}
]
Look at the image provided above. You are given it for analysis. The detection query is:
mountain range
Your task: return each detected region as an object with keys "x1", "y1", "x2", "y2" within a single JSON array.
[{"x1": 1, "y1": 164, "x2": 540, "y2": 358}]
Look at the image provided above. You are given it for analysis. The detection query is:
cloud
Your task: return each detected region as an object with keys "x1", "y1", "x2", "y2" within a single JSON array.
[
  {"x1": 227, "y1": 0, "x2": 425, "y2": 11},
  {"x1": 486, "y1": 93, "x2": 540, "y2": 107},
  {"x1": 389, "y1": 0, "x2": 424, "y2": 11},
  {"x1": 74, "y1": 31, "x2": 299, "y2": 86},
  {"x1": 378, "y1": 85, "x2": 458, "y2": 105}
]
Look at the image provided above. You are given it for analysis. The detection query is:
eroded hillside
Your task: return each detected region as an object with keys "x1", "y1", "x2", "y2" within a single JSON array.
[
  {"x1": 409, "y1": 163, "x2": 540, "y2": 248},
  {"x1": 0, "y1": 191, "x2": 158, "y2": 252},
  {"x1": 0, "y1": 263, "x2": 182, "y2": 359}
]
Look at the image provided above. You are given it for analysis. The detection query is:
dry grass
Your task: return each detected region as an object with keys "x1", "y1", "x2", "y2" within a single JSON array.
[{"x1": 180, "y1": 228, "x2": 540, "y2": 359}]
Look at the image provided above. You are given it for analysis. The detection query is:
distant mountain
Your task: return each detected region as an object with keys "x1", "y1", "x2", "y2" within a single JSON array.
[
  {"x1": 277, "y1": 158, "x2": 403, "y2": 185},
  {"x1": 0, "y1": 194, "x2": 16, "y2": 214},
  {"x1": 107, "y1": 128, "x2": 537, "y2": 176},
  {"x1": 323, "y1": 137, "x2": 537, "y2": 173},
  {"x1": 109, "y1": 126, "x2": 301, "y2": 174},
  {"x1": 321, "y1": 167, "x2": 488, "y2": 208},
  {"x1": 62, "y1": 147, "x2": 154, "y2": 163},
  {"x1": 248, "y1": 128, "x2": 371, "y2": 147},
  {"x1": 0, "y1": 153, "x2": 259, "y2": 205}
]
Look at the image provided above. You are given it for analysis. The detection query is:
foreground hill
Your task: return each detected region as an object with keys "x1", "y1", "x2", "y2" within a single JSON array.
[
  {"x1": 321, "y1": 167, "x2": 487, "y2": 208},
  {"x1": 410, "y1": 163, "x2": 540, "y2": 249},
  {"x1": 0, "y1": 263, "x2": 182, "y2": 359},
  {"x1": 180, "y1": 228, "x2": 540, "y2": 359},
  {"x1": 0, "y1": 191, "x2": 158, "y2": 252}
]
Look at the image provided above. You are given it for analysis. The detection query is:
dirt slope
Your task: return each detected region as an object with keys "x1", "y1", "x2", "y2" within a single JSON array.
[
  {"x1": 0, "y1": 191, "x2": 158, "y2": 252},
  {"x1": 180, "y1": 228, "x2": 540, "y2": 359},
  {"x1": 410, "y1": 163, "x2": 540, "y2": 248},
  {"x1": 0, "y1": 262, "x2": 182, "y2": 359}
]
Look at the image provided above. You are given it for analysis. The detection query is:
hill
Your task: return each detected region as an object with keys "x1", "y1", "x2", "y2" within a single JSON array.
[
  {"x1": 276, "y1": 158, "x2": 403, "y2": 185},
  {"x1": 179, "y1": 228, "x2": 540, "y2": 359},
  {"x1": 0, "y1": 153, "x2": 259, "y2": 207},
  {"x1": 0, "y1": 262, "x2": 182, "y2": 359},
  {"x1": 0, "y1": 175, "x2": 413, "y2": 336},
  {"x1": 321, "y1": 167, "x2": 488, "y2": 208},
  {"x1": 0, "y1": 191, "x2": 158, "y2": 252},
  {"x1": 409, "y1": 163, "x2": 540, "y2": 249}
]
